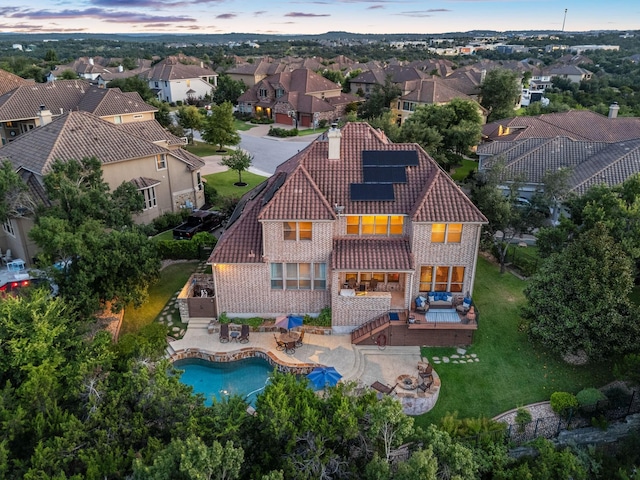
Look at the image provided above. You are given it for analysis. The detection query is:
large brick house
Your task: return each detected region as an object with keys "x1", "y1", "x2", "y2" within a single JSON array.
[{"x1": 209, "y1": 123, "x2": 486, "y2": 343}]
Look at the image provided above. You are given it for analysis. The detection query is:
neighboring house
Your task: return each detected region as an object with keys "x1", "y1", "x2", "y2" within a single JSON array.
[
  {"x1": 0, "y1": 111, "x2": 204, "y2": 264},
  {"x1": 392, "y1": 78, "x2": 488, "y2": 126},
  {"x1": 141, "y1": 58, "x2": 217, "y2": 104},
  {"x1": 0, "y1": 80, "x2": 157, "y2": 144},
  {"x1": 47, "y1": 56, "x2": 151, "y2": 83},
  {"x1": 545, "y1": 65, "x2": 592, "y2": 83},
  {"x1": 237, "y1": 68, "x2": 360, "y2": 127},
  {"x1": 225, "y1": 58, "x2": 285, "y2": 88},
  {"x1": 0, "y1": 69, "x2": 30, "y2": 96},
  {"x1": 348, "y1": 65, "x2": 424, "y2": 97},
  {"x1": 209, "y1": 123, "x2": 487, "y2": 345},
  {"x1": 477, "y1": 109, "x2": 640, "y2": 218}
]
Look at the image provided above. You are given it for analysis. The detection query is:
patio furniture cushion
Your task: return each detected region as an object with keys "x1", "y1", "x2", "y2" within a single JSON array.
[{"x1": 389, "y1": 312, "x2": 400, "y2": 321}]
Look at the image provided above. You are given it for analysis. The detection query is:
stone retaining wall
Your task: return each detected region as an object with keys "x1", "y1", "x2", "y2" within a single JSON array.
[{"x1": 169, "y1": 347, "x2": 320, "y2": 374}]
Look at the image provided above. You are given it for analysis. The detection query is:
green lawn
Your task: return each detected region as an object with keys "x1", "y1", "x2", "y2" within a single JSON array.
[
  {"x1": 120, "y1": 261, "x2": 199, "y2": 336},
  {"x1": 298, "y1": 127, "x2": 328, "y2": 137},
  {"x1": 414, "y1": 257, "x2": 613, "y2": 427},
  {"x1": 185, "y1": 141, "x2": 228, "y2": 157},
  {"x1": 234, "y1": 119, "x2": 255, "y2": 131},
  {"x1": 204, "y1": 170, "x2": 269, "y2": 198},
  {"x1": 450, "y1": 159, "x2": 478, "y2": 182}
]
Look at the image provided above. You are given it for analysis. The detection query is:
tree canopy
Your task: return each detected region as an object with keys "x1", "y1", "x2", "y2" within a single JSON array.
[
  {"x1": 480, "y1": 68, "x2": 521, "y2": 121},
  {"x1": 358, "y1": 75, "x2": 402, "y2": 120},
  {"x1": 219, "y1": 149, "x2": 253, "y2": 186},
  {"x1": 201, "y1": 101, "x2": 240, "y2": 152},
  {"x1": 212, "y1": 74, "x2": 246, "y2": 106},
  {"x1": 523, "y1": 223, "x2": 639, "y2": 360},
  {"x1": 176, "y1": 105, "x2": 204, "y2": 144},
  {"x1": 107, "y1": 76, "x2": 155, "y2": 101}
]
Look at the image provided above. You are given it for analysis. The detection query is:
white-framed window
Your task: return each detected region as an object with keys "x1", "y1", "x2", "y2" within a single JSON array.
[
  {"x1": 270, "y1": 263, "x2": 326, "y2": 290},
  {"x1": 113, "y1": 115, "x2": 122, "y2": 124},
  {"x1": 283, "y1": 221, "x2": 312, "y2": 241},
  {"x1": 156, "y1": 154, "x2": 167, "y2": 170},
  {"x1": 431, "y1": 223, "x2": 462, "y2": 243},
  {"x1": 419, "y1": 265, "x2": 465, "y2": 292},
  {"x1": 275, "y1": 88, "x2": 284, "y2": 98},
  {"x1": 141, "y1": 186, "x2": 157, "y2": 210},
  {"x1": 402, "y1": 101, "x2": 416, "y2": 112},
  {"x1": 259, "y1": 88, "x2": 268, "y2": 98},
  {"x1": 2, "y1": 219, "x2": 15, "y2": 237},
  {"x1": 346, "y1": 215, "x2": 404, "y2": 236}
]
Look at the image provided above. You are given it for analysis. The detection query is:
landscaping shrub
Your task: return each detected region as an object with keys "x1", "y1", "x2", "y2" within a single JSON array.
[
  {"x1": 550, "y1": 391, "x2": 579, "y2": 417},
  {"x1": 268, "y1": 127, "x2": 299, "y2": 138},
  {"x1": 155, "y1": 232, "x2": 216, "y2": 259},
  {"x1": 176, "y1": 100, "x2": 183, "y2": 106},
  {"x1": 233, "y1": 112, "x2": 253, "y2": 121},
  {"x1": 151, "y1": 210, "x2": 190, "y2": 235},
  {"x1": 318, "y1": 119, "x2": 328, "y2": 128},
  {"x1": 603, "y1": 385, "x2": 634, "y2": 411},
  {"x1": 576, "y1": 387, "x2": 607, "y2": 409},
  {"x1": 250, "y1": 117, "x2": 273, "y2": 124},
  {"x1": 515, "y1": 407, "x2": 532, "y2": 432},
  {"x1": 439, "y1": 412, "x2": 507, "y2": 445},
  {"x1": 203, "y1": 181, "x2": 219, "y2": 206},
  {"x1": 303, "y1": 306, "x2": 332, "y2": 327}
]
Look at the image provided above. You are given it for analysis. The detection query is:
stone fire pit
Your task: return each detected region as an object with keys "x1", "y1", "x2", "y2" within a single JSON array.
[{"x1": 396, "y1": 374, "x2": 419, "y2": 390}]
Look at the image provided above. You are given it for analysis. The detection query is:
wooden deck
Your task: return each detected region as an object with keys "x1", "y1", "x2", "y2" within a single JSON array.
[{"x1": 353, "y1": 308, "x2": 478, "y2": 347}]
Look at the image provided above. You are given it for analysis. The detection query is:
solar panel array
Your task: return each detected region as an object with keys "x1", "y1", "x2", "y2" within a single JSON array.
[{"x1": 351, "y1": 150, "x2": 418, "y2": 202}]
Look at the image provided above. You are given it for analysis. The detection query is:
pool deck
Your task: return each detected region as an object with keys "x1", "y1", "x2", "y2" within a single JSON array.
[{"x1": 169, "y1": 320, "x2": 439, "y2": 415}]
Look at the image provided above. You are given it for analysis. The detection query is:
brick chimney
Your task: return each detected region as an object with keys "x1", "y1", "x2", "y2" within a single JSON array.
[
  {"x1": 608, "y1": 102, "x2": 619, "y2": 119},
  {"x1": 38, "y1": 105, "x2": 52, "y2": 126},
  {"x1": 328, "y1": 123, "x2": 341, "y2": 160}
]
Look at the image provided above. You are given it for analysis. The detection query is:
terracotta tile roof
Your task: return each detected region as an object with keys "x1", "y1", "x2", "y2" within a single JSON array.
[
  {"x1": 440, "y1": 70, "x2": 482, "y2": 96},
  {"x1": 413, "y1": 170, "x2": 488, "y2": 223},
  {"x1": 210, "y1": 122, "x2": 486, "y2": 264},
  {"x1": 482, "y1": 111, "x2": 640, "y2": 142},
  {"x1": 77, "y1": 87, "x2": 156, "y2": 117},
  {"x1": 400, "y1": 78, "x2": 477, "y2": 105},
  {"x1": 0, "y1": 111, "x2": 174, "y2": 174},
  {"x1": 0, "y1": 79, "x2": 91, "y2": 122},
  {"x1": 0, "y1": 69, "x2": 30, "y2": 96},
  {"x1": 332, "y1": 238, "x2": 414, "y2": 270},
  {"x1": 258, "y1": 166, "x2": 336, "y2": 221},
  {"x1": 117, "y1": 119, "x2": 185, "y2": 146},
  {"x1": 168, "y1": 147, "x2": 205, "y2": 171}
]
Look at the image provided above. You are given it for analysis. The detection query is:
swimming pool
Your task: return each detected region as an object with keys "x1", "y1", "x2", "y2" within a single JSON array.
[{"x1": 174, "y1": 357, "x2": 274, "y2": 406}]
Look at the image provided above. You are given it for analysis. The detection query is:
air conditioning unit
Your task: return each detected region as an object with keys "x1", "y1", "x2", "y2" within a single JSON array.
[{"x1": 180, "y1": 136, "x2": 188, "y2": 144}]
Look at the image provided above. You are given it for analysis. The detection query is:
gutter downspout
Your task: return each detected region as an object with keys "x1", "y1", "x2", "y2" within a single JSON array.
[{"x1": 469, "y1": 223, "x2": 482, "y2": 296}]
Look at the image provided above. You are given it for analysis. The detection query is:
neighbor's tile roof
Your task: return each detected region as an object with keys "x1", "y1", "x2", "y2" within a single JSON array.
[
  {"x1": 77, "y1": 87, "x2": 156, "y2": 117},
  {"x1": 142, "y1": 59, "x2": 217, "y2": 81},
  {"x1": 210, "y1": 122, "x2": 486, "y2": 264},
  {"x1": 0, "y1": 69, "x2": 30, "y2": 96},
  {"x1": 479, "y1": 136, "x2": 640, "y2": 195},
  {"x1": 117, "y1": 119, "x2": 186, "y2": 146},
  {"x1": 0, "y1": 79, "x2": 91, "y2": 122},
  {"x1": 482, "y1": 111, "x2": 640, "y2": 143},
  {"x1": 400, "y1": 78, "x2": 478, "y2": 105},
  {"x1": 332, "y1": 238, "x2": 414, "y2": 270},
  {"x1": 0, "y1": 110, "x2": 172, "y2": 174}
]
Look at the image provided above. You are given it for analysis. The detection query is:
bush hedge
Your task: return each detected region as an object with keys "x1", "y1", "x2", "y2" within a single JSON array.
[
  {"x1": 550, "y1": 391, "x2": 579, "y2": 416},
  {"x1": 268, "y1": 127, "x2": 299, "y2": 137},
  {"x1": 576, "y1": 387, "x2": 607, "y2": 408},
  {"x1": 156, "y1": 232, "x2": 216, "y2": 259}
]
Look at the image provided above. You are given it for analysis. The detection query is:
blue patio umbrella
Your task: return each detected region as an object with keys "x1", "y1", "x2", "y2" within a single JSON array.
[
  {"x1": 275, "y1": 315, "x2": 304, "y2": 331},
  {"x1": 307, "y1": 366, "x2": 342, "y2": 389}
]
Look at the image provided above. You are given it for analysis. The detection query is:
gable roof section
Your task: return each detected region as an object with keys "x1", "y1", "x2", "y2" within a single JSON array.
[
  {"x1": 482, "y1": 111, "x2": 640, "y2": 143},
  {"x1": 0, "y1": 69, "x2": 30, "y2": 96},
  {"x1": 332, "y1": 238, "x2": 414, "y2": 270},
  {"x1": 400, "y1": 78, "x2": 479, "y2": 106},
  {"x1": 77, "y1": 87, "x2": 156, "y2": 117},
  {"x1": 142, "y1": 59, "x2": 217, "y2": 81},
  {"x1": 0, "y1": 79, "x2": 91, "y2": 122},
  {"x1": 116, "y1": 119, "x2": 185, "y2": 146},
  {"x1": 413, "y1": 169, "x2": 488, "y2": 223},
  {"x1": 0, "y1": 110, "x2": 169, "y2": 174},
  {"x1": 258, "y1": 166, "x2": 336, "y2": 221}
]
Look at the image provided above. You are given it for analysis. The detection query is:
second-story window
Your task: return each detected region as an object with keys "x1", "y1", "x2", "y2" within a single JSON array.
[
  {"x1": 431, "y1": 223, "x2": 462, "y2": 243},
  {"x1": 156, "y1": 154, "x2": 167, "y2": 170},
  {"x1": 346, "y1": 215, "x2": 404, "y2": 236},
  {"x1": 259, "y1": 88, "x2": 268, "y2": 98},
  {"x1": 275, "y1": 88, "x2": 284, "y2": 98},
  {"x1": 284, "y1": 221, "x2": 312, "y2": 241}
]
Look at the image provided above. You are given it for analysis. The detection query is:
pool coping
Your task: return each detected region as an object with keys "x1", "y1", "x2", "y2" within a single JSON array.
[{"x1": 168, "y1": 347, "x2": 320, "y2": 374}]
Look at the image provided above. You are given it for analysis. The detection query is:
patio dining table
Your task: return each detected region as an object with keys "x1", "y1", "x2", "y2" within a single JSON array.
[{"x1": 278, "y1": 331, "x2": 300, "y2": 344}]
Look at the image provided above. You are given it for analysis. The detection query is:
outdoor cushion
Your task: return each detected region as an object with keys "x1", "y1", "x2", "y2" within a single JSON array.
[
  {"x1": 389, "y1": 312, "x2": 400, "y2": 321},
  {"x1": 463, "y1": 297, "x2": 472, "y2": 308}
]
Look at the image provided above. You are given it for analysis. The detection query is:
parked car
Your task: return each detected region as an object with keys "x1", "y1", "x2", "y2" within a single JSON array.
[{"x1": 173, "y1": 210, "x2": 224, "y2": 240}]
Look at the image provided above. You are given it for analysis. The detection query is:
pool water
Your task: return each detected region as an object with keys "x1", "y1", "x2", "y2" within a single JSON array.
[{"x1": 174, "y1": 357, "x2": 274, "y2": 406}]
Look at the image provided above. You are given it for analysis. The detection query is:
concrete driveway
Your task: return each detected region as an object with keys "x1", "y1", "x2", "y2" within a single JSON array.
[{"x1": 196, "y1": 124, "x2": 320, "y2": 177}]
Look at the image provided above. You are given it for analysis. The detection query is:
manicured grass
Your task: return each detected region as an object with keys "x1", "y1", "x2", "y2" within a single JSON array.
[
  {"x1": 204, "y1": 170, "x2": 269, "y2": 198},
  {"x1": 120, "y1": 261, "x2": 199, "y2": 336},
  {"x1": 451, "y1": 159, "x2": 478, "y2": 182},
  {"x1": 298, "y1": 127, "x2": 328, "y2": 136},
  {"x1": 234, "y1": 119, "x2": 255, "y2": 131},
  {"x1": 414, "y1": 257, "x2": 613, "y2": 427},
  {"x1": 153, "y1": 230, "x2": 174, "y2": 242},
  {"x1": 185, "y1": 141, "x2": 229, "y2": 157}
]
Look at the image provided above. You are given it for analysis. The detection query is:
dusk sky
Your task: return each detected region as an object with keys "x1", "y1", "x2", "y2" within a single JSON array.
[{"x1": 1, "y1": 1, "x2": 638, "y2": 36}]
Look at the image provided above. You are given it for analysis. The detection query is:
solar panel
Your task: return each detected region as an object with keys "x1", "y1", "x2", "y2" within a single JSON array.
[
  {"x1": 261, "y1": 172, "x2": 287, "y2": 206},
  {"x1": 362, "y1": 150, "x2": 419, "y2": 167},
  {"x1": 248, "y1": 180, "x2": 268, "y2": 200},
  {"x1": 363, "y1": 166, "x2": 407, "y2": 183},
  {"x1": 350, "y1": 183, "x2": 395, "y2": 201}
]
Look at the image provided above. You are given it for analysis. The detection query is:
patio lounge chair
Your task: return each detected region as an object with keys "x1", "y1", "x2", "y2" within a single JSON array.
[
  {"x1": 239, "y1": 324, "x2": 250, "y2": 343},
  {"x1": 219, "y1": 323, "x2": 229, "y2": 343},
  {"x1": 419, "y1": 364, "x2": 433, "y2": 382},
  {"x1": 418, "y1": 380, "x2": 433, "y2": 393},
  {"x1": 295, "y1": 330, "x2": 305, "y2": 347},
  {"x1": 274, "y1": 334, "x2": 286, "y2": 351},
  {"x1": 371, "y1": 381, "x2": 397, "y2": 395}
]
